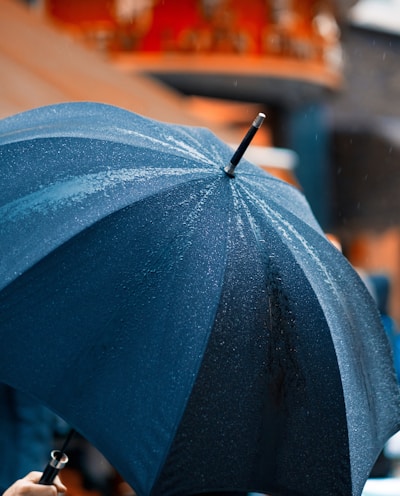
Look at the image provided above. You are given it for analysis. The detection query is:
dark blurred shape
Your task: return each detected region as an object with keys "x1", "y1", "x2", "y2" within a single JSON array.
[
  {"x1": 43, "y1": 0, "x2": 343, "y2": 105},
  {"x1": 0, "y1": 386, "x2": 59, "y2": 494}
]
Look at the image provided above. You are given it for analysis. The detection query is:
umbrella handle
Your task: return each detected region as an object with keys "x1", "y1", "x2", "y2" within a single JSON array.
[{"x1": 39, "y1": 450, "x2": 68, "y2": 485}]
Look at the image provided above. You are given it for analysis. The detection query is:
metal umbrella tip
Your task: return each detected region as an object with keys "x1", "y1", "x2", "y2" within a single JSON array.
[
  {"x1": 253, "y1": 112, "x2": 266, "y2": 129},
  {"x1": 224, "y1": 112, "x2": 266, "y2": 178}
]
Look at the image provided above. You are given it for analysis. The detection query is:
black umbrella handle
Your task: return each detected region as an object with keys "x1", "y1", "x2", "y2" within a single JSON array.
[{"x1": 39, "y1": 450, "x2": 68, "y2": 485}]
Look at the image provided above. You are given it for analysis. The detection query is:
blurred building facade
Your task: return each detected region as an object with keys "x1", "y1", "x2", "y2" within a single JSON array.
[
  {"x1": 329, "y1": 0, "x2": 400, "y2": 322},
  {"x1": 11, "y1": 0, "x2": 400, "y2": 322},
  {"x1": 41, "y1": 0, "x2": 348, "y2": 230}
]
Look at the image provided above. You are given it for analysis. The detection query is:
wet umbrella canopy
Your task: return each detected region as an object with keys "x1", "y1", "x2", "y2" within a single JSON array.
[{"x1": 0, "y1": 103, "x2": 399, "y2": 496}]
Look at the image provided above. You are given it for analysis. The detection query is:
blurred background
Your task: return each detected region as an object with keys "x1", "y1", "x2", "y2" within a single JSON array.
[{"x1": 1, "y1": 0, "x2": 400, "y2": 494}]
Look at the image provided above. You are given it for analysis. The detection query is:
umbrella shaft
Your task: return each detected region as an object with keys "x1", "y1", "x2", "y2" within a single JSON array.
[
  {"x1": 225, "y1": 113, "x2": 266, "y2": 177},
  {"x1": 230, "y1": 126, "x2": 259, "y2": 167}
]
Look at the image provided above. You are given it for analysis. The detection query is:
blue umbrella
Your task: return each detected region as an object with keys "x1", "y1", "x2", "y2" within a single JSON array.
[{"x1": 0, "y1": 102, "x2": 399, "y2": 496}]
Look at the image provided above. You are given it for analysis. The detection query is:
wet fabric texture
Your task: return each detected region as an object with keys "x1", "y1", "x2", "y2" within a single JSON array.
[{"x1": 0, "y1": 103, "x2": 399, "y2": 496}]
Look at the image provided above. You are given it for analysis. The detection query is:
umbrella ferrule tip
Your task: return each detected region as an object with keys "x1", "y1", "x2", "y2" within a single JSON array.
[
  {"x1": 223, "y1": 163, "x2": 236, "y2": 178},
  {"x1": 253, "y1": 113, "x2": 266, "y2": 129}
]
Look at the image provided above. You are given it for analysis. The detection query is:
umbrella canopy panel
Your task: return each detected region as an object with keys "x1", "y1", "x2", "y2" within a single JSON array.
[{"x1": 0, "y1": 103, "x2": 399, "y2": 496}]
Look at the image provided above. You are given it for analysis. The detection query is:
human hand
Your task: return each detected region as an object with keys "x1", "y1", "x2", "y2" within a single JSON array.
[{"x1": 3, "y1": 471, "x2": 67, "y2": 496}]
